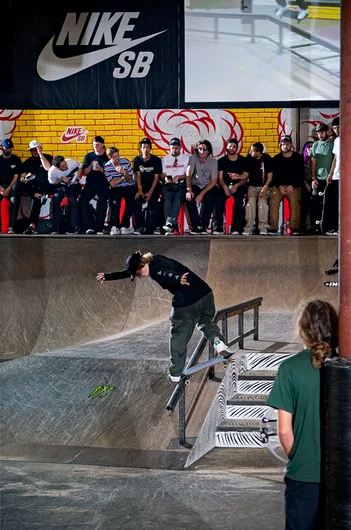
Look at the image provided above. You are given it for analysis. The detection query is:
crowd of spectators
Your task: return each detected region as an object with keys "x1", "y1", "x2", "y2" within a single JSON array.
[{"x1": 0, "y1": 120, "x2": 340, "y2": 236}]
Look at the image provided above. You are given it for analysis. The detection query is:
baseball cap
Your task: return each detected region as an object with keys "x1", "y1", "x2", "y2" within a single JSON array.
[
  {"x1": 331, "y1": 117, "x2": 340, "y2": 127},
  {"x1": 1, "y1": 138, "x2": 14, "y2": 149},
  {"x1": 315, "y1": 123, "x2": 328, "y2": 133},
  {"x1": 125, "y1": 252, "x2": 142, "y2": 281},
  {"x1": 280, "y1": 135, "x2": 293, "y2": 143},
  {"x1": 28, "y1": 139, "x2": 41, "y2": 150},
  {"x1": 140, "y1": 137, "x2": 152, "y2": 147},
  {"x1": 169, "y1": 137, "x2": 181, "y2": 146}
]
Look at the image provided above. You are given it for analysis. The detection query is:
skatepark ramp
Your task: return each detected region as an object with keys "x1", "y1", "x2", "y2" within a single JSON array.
[{"x1": 0, "y1": 235, "x2": 337, "y2": 360}]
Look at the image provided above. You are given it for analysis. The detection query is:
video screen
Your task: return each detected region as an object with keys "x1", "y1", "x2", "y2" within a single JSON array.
[{"x1": 184, "y1": 0, "x2": 340, "y2": 104}]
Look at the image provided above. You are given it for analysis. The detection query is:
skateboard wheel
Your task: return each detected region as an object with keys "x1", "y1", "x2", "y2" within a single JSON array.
[{"x1": 184, "y1": 379, "x2": 191, "y2": 386}]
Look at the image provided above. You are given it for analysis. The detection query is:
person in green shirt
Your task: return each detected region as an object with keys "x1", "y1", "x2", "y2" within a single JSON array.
[
  {"x1": 309, "y1": 123, "x2": 335, "y2": 234},
  {"x1": 266, "y1": 299, "x2": 338, "y2": 530}
]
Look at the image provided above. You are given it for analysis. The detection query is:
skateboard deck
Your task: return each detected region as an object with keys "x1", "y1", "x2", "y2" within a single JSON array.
[
  {"x1": 320, "y1": 182, "x2": 329, "y2": 234},
  {"x1": 277, "y1": 8, "x2": 308, "y2": 23},
  {"x1": 182, "y1": 348, "x2": 239, "y2": 383}
]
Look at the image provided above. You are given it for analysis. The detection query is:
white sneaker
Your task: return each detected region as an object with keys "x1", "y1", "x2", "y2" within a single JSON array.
[
  {"x1": 110, "y1": 226, "x2": 120, "y2": 235},
  {"x1": 297, "y1": 8, "x2": 308, "y2": 20},
  {"x1": 86, "y1": 229, "x2": 94, "y2": 235},
  {"x1": 153, "y1": 228, "x2": 161, "y2": 235},
  {"x1": 120, "y1": 227, "x2": 134, "y2": 235},
  {"x1": 242, "y1": 230, "x2": 250, "y2": 236},
  {"x1": 213, "y1": 337, "x2": 232, "y2": 357},
  {"x1": 163, "y1": 223, "x2": 172, "y2": 233},
  {"x1": 167, "y1": 374, "x2": 181, "y2": 383},
  {"x1": 231, "y1": 231, "x2": 240, "y2": 235},
  {"x1": 213, "y1": 230, "x2": 224, "y2": 235},
  {"x1": 276, "y1": 5, "x2": 289, "y2": 17}
]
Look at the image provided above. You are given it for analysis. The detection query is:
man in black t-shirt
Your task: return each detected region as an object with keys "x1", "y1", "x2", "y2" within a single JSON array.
[
  {"x1": 214, "y1": 138, "x2": 248, "y2": 235},
  {"x1": 80, "y1": 135, "x2": 109, "y2": 234},
  {"x1": 244, "y1": 142, "x2": 273, "y2": 235},
  {"x1": 133, "y1": 138, "x2": 162, "y2": 234},
  {"x1": 0, "y1": 138, "x2": 22, "y2": 233},
  {"x1": 268, "y1": 135, "x2": 304, "y2": 235},
  {"x1": 96, "y1": 252, "x2": 234, "y2": 382},
  {"x1": 13, "y1": 140, "x2": 54, "y2": 235}
]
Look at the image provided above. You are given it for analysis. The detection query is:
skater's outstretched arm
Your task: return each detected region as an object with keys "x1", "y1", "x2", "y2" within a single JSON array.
[{"x1": 96, "y1": 270, "x2": 130, "y2": 283}]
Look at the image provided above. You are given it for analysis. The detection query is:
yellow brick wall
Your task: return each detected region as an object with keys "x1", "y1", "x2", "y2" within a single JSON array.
[{"x1": 12, "y1": 108, "x2": 282, "y2": 162}]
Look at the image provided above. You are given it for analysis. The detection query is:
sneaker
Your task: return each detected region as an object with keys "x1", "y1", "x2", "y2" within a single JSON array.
[
  {"x1": 163, "y1": 223, "x2": 173, "y2": 233},
  {"x1": 297, "y1": 8, "x2": 308, "y2": 20},
  {"x1": 190, "y1": 227, "x2": 202, "y2": 235},
  {"x1": 134, "y1": 228, "x2": 141, "y2": 235},
  {"x1": 213, "y1": 337, "x2": 233, "y2": 358},
  {"x1": 213, "y1": 229, "x2": 224, "y2": 235},
  {"x1": 96, "y1": 231, "x2": 104, "y2": 235},
  {"x1": 292, "y1": 228, "x2": 301, "y2": 236},
  {"x1": 49, "y1": 231, "x2": 58, "y2": 235},
  {"x1": 121, "y1": 227, "x2": 134, "y2": 235},
  {"x1": 267, "y1": 229, "x2": 278, "y2": 235},
  {"x1": 259, "y1": 227, "x2": 267, "y2": 235},
  {"x1": 110, "y1": 226, "x2": 120, "y2": 236},
  {"x1": 103, "y1": 228, "x2": 110, "y2": 235},
  {"x1": 167, "y1": 374, "x2": 181, "y2": 383},
  {"x1": 242, "y1": 230, "x2": 251, "y2": 236},
  {"x1": 276, "y1": 5, "x2": 289, "y2": 17},
  {"x1": 7, "y1": 227, "x2": 15, "y2": 234},
  {"x1": 66, "y1": 227, "x2": 80, "y2": 234},
  {"x1": 165, "y1": 229, "x2": 174, "y2": 236},
  {"x1": 153, "y1": 227, "x2": 161, "y2": 235},
  {"x1": 23, "y1": 225, "x2": 38, "y2": 235},
  {"x1": 231, "y1": 231, "x2": 240, "y2": 235},
  {"x1": 86, "y1": 229, "x2": 94, "y2": 235}
]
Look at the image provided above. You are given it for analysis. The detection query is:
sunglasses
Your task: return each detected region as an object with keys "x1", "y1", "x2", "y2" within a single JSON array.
[
  {"x1": 198, "y1": 147, "x2": 208, "y2": 152},
  {"x1": 173, "y1": 158, "x2": 178, "y2": 167}
]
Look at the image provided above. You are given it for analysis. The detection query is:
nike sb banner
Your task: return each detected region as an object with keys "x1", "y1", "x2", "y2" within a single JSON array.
[{"x1": 4, "y1": 1, "x2": 178, "y2": 109}]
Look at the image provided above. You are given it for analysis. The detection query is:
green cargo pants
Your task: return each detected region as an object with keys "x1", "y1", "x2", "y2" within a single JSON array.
[{"x1": 168, "y1": 291, "x2": 225, "y2": 376}]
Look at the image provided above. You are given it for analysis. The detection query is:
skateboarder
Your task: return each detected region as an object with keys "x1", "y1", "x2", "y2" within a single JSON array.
[
  {"x1": 96, "y1": 252, "x2": 233, "y2": 382},
  {"x1": 275, "y1": 0, "x2": 309, "y2": 21}
]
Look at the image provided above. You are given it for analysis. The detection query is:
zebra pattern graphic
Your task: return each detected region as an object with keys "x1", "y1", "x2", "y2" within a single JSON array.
[
  {"x1": 216, "y1": 430, "x2": 262, "y2": 448},
  {"x1": 237, "y1": 380, "x2": 274, "y2": 395},
  {"x1": 226, "y1": 405, "x2": 269, "y2": 420}
]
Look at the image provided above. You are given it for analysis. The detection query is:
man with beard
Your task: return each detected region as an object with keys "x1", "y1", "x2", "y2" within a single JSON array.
[
  {"x1": 0, "y1": 138, "x2": 22, "y2": 234},
  {"x1": 185, "y1": 139, "x2": 218, "y2": 234},
  {"x1": 213, "y1": 138, "x2": 248, "y2": 235},
  {"x1": 309, "y1": 123, "x2": 334, "y2": 234},
  {"x1": 161, "y1": 137, "x2": 189, "y2": 235},
  {"x1": 268, "y1": 135, "x2": 304, "y2": 236}
]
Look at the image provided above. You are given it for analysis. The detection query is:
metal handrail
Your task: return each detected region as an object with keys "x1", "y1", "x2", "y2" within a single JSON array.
[{"x1": 166, "y1": 297, "x2": 263, "y2": 446}]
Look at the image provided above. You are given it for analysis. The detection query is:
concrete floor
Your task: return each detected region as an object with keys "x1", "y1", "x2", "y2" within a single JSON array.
[{"x1": 1, "y1": 462, "x2": 285, "y2": 530}]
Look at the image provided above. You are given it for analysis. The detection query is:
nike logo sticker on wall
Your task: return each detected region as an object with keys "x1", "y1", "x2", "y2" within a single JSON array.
[{"x1": 37, "y1": 31, "x2": 166, "y2": 81}]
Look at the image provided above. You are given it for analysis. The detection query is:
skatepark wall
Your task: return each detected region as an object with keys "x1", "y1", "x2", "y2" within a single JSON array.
[{"x1": 0, "y1": 236, "x2": 337, "y2": 360}]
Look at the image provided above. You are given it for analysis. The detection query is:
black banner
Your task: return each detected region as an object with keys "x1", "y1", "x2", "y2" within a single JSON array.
[{"x1": 3, "y1": 1, "x2": 178, "y2": 109}]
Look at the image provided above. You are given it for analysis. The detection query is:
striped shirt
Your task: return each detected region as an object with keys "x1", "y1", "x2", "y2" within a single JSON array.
[{"x1": 104, "y1": 157, "x2": 135, "y2": 187}]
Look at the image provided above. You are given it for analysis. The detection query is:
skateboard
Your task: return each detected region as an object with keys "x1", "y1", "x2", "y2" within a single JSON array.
[
  {"x1": 319, "y1": 182, "x2": 330, "y2": 234},
  {"x1": 276, "y1": 8, "x2": 308, "y2": 23},
  {"x1": 260, "y1": 407, "x2": 288, "y2": 465},
  {"x1": 181, "y1": 348, "x2": 239, "y2": 385},
  {"x1": 324, "y1": 258, "x2": 338, "y2": 288}
]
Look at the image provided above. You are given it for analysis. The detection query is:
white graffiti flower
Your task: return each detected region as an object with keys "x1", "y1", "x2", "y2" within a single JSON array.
[
  {"x1": 138, "y1": 109, "x2": 243, "y2": 158},
  {"x1": 0, "y1": 109, "x2": 23, "y2": 143}
]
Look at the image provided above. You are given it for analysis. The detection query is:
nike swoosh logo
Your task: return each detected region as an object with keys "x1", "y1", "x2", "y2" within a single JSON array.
[
  {"x1": 37, "y1": 31, "x2": 166, "y2": 81},
  {"x1": 61, "y1": 130, "x2": 88, "y2": 142}
]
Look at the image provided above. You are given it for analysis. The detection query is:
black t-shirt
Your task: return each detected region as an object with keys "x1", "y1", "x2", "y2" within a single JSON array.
[
  {"x1": 133, "y1": 154, "x2": 162, "y2": 191},
  {"x1": 0, "y1": 154, "x2": 22, "y2": 186},
  {"x1": 149, "y1": 255, "x2": 212, "y2": 308},
  {"x1": 82, "y1": 151, "x2": 109, "y2": 182},
  {"x1": 218, "y1": 154, "x2": 247, "y2": 186},
  {"x1": 22, "y1": 154, "x2": 53, "y2": 186},
  {"x1": 272, "y1": 152, "x2": 305, "y2": 188},
  {"x1": 245, "y1": 153, "x2": 273, "y2": 187}
]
